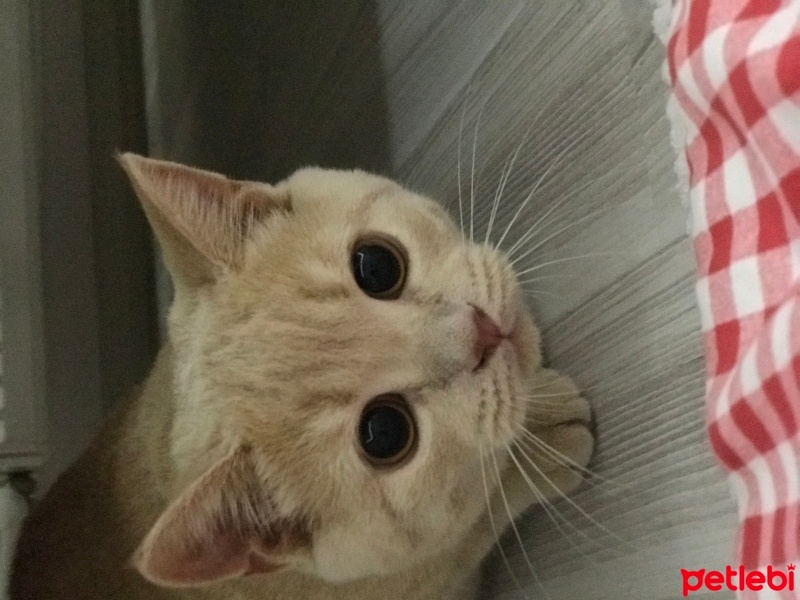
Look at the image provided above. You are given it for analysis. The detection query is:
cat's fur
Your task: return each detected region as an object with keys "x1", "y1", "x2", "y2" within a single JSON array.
[{"x1": 10, "y1": 155, "x2": 593, "y2": 600}]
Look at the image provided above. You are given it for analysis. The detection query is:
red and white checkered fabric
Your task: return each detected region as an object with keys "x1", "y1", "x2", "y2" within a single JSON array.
[{"x1": 667, "y1": 0, "x2": 800, "y2": 597}]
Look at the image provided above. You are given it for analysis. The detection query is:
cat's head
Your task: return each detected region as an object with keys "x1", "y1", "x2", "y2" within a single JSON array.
[{"x1": 119, "y1": 154, "x2": 544, "y2": 587}]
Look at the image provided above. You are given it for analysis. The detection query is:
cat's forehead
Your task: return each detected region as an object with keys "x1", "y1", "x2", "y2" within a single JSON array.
[
  {"x1": 284, "y1": 167, "x2": 456, "y2": 239},
  {"x1": 285, "y1": 167, "x2": 401, "y2": 204}
]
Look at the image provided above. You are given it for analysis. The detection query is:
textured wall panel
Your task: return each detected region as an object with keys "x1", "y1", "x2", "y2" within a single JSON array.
[{"x1": 378, "y1": 2, "x2": 736, "y2": 599}]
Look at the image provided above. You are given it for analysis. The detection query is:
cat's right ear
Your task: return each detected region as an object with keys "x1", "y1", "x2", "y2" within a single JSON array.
[
  {"x1": 117, "y1": 153, "x2": 291, "y2": 288},
  {"x1": 133, "y1": 447, "x2": 311, "y2": 587}
]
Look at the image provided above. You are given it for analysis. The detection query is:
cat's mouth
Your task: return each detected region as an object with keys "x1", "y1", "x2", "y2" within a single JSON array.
[
  {"x1": 471, "y1": 312, "x2": 531, "y2": 374},
  {"x1": 472, "y1": 330, "x2": 525, "y2": 374},
  {"x1": 471, "y1": 306, "x2": 507, "y2": 372},
  {"x1": 472, "y1": 352, "x2": 492, "y2": 372}
]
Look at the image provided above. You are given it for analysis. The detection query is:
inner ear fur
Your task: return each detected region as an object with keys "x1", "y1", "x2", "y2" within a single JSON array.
[
  {"x1": 134, "y1": 447, "x2": 311, "y2": 588},
  {"x1": 118, "y1": 153, "x2": 291, "y2": 288}
]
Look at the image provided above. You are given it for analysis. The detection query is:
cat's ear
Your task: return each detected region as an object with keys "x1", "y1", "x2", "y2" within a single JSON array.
[
  {"x1": 133, "y1": 448, "x2": 311, "y2": 587},
  {"x1": 117, "y1": 153, "x2": 290, "y2": 288}
]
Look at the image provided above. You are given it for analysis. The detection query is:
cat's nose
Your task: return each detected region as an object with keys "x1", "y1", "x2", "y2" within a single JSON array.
[{"x1": 472, "y1": 306, "x2": 504, "y2": 371}]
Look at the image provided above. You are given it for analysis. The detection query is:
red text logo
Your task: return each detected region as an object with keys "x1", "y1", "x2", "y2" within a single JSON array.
[{"x1": 681, "y1": 564, "x2": 795, "y2": 596}]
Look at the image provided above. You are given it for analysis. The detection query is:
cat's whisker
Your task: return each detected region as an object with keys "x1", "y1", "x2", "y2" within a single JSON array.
[
  {"x1": 521, "y1": 404, "x2": 588, "y2": 417},
  {"x1": 474, "y1": 102, "x2": 549, "y2": 248},
  {"x1": 504, "y1": 176, "x2": 598, "y2": 261},
  {"x1": 523, "y1": 379, "x2": 596, "y2": 394},
  {"x1": 490, "y1": 447, "x2": 550, "y2": 600},
  {"x1": 514, "y1": 252, "x2": 620, "y2": 280},
  {"x1": 517, "y1": 276, "x2": 565, "y2": 288},
  {"x1": 523, "y1": 416, "x2": 590, "y2": 429},
  {"x1": 521, "y1": 390, "x2": 596, "y2": 406},
  {"x1": 523, "y1": 289, "x2": 565, "y2": 301},
  {"x1": 493, "y1": 159, "x2": 555, "y2": 253},
  {"x1": 519, "y1": 273, "x2": 569, "y2": 285},
  {"x1": 485, "y1": 159, "x2": 509, "y2": 245},
  {"x1": 495, "y1": 122, "x2": 597, "y2": 254},
  {"x1": 518, "y1": 433, "x2": 613, "y2": 493},
  {"x1": 512, "y1": 436, "x2": 629, "y2": 548},
  {"x1": 470, "y1": 104, "x2": 485, "y2": 244},
  {"x1": 520, "y1": 415, "x2": 591, "y2": 428},
  {"x1": 479, "y1": 442, "x2": 529, "y2": 599},
  {"x1": 517, "y1": 431, "x2": 607, "y2": 485},
  {"x1": 457, "y1": 100, "x2": 466, "y2": 241},
  {"x1": 508, "y1": 203, "x2": 602, "y2": 269},
  {"x1": 470, "y1": 126, "x2": 513, "y2": 211},
  {"x1": 506, "y1": 443, "x2": 568, "y2": 523},
  {"x1": 507, "y1": 443, "x2": 610, "y2": 560},
  {"x1": 509, "y1": 206, "x2": 611, "y2": 270},
  {"x1": 485, "y1": 113, "x2": 538, "y2": 247},
  {"x1": 515, "y1": 447, "x2": 636, "y2": 553},
  {"x1": 525, "y1": 390, "x2": 592, "y2": 400},
  {"x1": 519, "y1": 276, "x2": 569, "y2": 299},
  {"x1": 515, "y1": 434, "x2": 640, "y2": 524},
  {"x1": 523, "y1": 394, "x2": 575, "y2": 412},
  {"x1": 501, "y1": 124, "x2": 605, "y2": 260}
]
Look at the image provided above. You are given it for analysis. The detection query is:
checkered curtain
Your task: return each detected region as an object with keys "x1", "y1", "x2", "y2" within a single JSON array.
[{"x1": 667, "y1": 1, "x2": 800, "y2": 597}]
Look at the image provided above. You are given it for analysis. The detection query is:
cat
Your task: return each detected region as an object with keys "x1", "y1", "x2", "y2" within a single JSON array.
[{"x1": 10, "y1": 154, "x2": 594, "y2": 600}]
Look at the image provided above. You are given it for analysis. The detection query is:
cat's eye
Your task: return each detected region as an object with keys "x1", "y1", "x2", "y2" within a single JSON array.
[
  {"x1": 351, "y1": 237, "x2": 407, "y2": 299},
  {"x1": 358, "y1": 395, "x2": 416, "y2": 467}
]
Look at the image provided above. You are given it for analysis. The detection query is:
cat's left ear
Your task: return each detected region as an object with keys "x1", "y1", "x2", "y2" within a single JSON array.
[
  {"x1": 117, "y1": 153, "x2": 290, "y2": 288},
  {"x1": 133, "y1": 448, "x2": 311, "y2": 587}
]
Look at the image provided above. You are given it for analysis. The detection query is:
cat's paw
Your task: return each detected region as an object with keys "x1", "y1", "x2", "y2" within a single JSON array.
[{"x1": 514, "y1": 368, "x2": 594, "y2": 499}]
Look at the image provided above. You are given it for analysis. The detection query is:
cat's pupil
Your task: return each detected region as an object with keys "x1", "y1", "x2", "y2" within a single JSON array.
[
  {"x1": 351, "y1": 242, "x2": 404, "y2": 298},
  {"x1": 358, "y1": 397, "x2": 414, "y2": 465}
]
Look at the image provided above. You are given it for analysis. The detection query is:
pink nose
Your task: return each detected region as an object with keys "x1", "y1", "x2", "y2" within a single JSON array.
[{"x1": 472, "y1": 306, "x2": 504, "y2": 370}]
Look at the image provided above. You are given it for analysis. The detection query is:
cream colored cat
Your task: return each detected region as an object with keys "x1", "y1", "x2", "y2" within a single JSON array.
[{"x1": 10, "y1": 155, "x2": 593, "y2": 600}]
